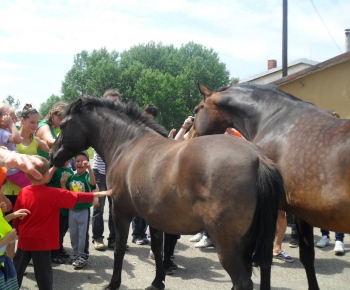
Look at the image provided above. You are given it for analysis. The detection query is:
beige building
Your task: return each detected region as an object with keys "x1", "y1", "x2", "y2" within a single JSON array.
[{"x1": 240, "y1": 51, "x2": 350, "y2": 119}]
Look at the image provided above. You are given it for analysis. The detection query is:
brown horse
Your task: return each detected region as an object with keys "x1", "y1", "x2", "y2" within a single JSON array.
[
  {"x1": 50, "y1": 98, "x2": 284, "y2": 290},
  {"x1": 192, "y1": 82, "x2": 350, "y2": 290}
]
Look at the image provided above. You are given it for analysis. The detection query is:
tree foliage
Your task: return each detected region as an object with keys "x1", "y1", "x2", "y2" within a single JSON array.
[
  {"x1": 2, "y1": 95, "x2": 20, "y2": 110},
  {"x1": 61, "y1": 42, "x2": 231, "y2": 129},
  {"x1": 39, "y1": 94, "x2": 61, "y2": 119}
]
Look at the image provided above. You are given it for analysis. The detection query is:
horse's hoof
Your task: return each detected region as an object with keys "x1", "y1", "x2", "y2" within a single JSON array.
[{"x1": 145, "y1": 285, "x2": 165, "y2": 290}]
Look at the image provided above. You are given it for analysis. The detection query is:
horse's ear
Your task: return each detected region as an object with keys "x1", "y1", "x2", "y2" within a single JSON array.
[
  {"x1": 197, "y1": 82, "x2": 212, "y2": 100},
  {"x1": 70, "y1": 98, "x2": 83, "y2": 114}
]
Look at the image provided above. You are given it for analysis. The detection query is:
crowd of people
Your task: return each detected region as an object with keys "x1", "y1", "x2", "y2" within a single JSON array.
[{"x1": 0, "y1": 91, "x2": 346, "y2": 289}]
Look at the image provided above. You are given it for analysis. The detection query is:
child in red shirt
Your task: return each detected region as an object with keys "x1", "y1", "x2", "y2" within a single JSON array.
[{"x1": 13, "y1": 156, "x2": 111, "y2": 290}]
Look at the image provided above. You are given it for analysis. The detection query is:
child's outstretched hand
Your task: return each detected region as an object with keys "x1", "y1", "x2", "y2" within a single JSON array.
[
  {"x1": 13, "y1": 209, "x2": 31, "y2": 220},
  {"x1": 92, "y1": 196, "x2": 100, "y2": 207},
  {"x1": 83, "y1": 160, "x2": 90, "y2": 168}
]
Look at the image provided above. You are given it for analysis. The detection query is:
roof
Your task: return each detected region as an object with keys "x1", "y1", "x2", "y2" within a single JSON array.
[
  {"x1": 271, "y1": 51, "x2": 350, "y2": 86},
  {"x1": 240, "y1": 58, "x2": 319, "y2": 83}
]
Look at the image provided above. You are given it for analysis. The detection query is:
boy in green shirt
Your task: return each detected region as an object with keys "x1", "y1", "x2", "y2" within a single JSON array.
[{"x1": 61, "y1": 151, "x2": 96, "y2": 269}]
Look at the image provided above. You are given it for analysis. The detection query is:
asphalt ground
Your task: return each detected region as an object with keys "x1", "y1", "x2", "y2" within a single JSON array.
[{"x1": 20, "y1": 214, "x2": 350, "y2": 290}]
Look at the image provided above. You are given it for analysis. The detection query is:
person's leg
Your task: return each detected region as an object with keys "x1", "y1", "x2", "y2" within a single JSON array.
[
  {"x1": 84, "y1": 208, "x2": 90, "y2": 258},
  {"x1": 273, "y1": 210, "x2": 294, "y2": 262},
  {"x1": 107, "y1": 195, "x2": 116, "y2": 247},
  {"x1": 91, "y1": 169, "x2": 107, "y2": 250},
  {"x1": 69, "y1": 210, "x2": 79, "y2": 256},
  {"x1": 32, "y1": 250, "x2": 53, "y2": 290},
  {"x1": 13, "y1": 248, "x2": 31, "y2": 288},
  {"x1": 59, "y1": 213, "x2": 69, "y2": 256},
  {"x1": 316, "y1": 229, "x2": 330, "y2": 248},
  {"x1": 289, "y1": 214, "x2": 299, "y2": 248},
  {"x1": 76, "y1": 209, "x2": 89, "y2": 257}
]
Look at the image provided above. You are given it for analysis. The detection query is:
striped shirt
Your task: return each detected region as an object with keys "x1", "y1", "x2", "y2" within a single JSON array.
[{"x1": 92, "y1": 151, "x2": 106, "y2": 175}]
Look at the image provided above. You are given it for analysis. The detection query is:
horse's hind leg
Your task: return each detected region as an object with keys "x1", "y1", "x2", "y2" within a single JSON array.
[
  {"x1": 145, "y1": 226, "x2": 165, "y2": 290},
  {"x1": 106, "y1": 212, "x2": 131, "y2": 290},
  {"x1": 296, "y1": 218, "x2": 320, "y2": 290},
  {"x1": 212, "y1": 234, "x2": 253, "y2": 290}
]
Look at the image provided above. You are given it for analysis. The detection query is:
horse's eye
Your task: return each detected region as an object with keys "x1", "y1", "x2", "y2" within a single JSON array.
[{"x1": 60, "y1": 123, "x2": 65, "y2": 130}]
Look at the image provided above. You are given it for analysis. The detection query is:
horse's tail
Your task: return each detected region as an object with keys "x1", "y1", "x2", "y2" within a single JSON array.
[{"x1": 250, "y1": 156, "x2": 284, "y2": 268}]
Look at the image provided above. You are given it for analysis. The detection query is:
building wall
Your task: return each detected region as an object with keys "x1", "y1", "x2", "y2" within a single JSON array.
[{"x1": 278, "y1": 60, "x2": 350, "y2": 119}]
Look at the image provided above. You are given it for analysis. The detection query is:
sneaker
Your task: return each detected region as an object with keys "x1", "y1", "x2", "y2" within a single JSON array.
[
  {"x1": 195, "y1": 236, "x2": 214, "y2": 248},
  {"x1": 72, "y1": 256, "x2": 88, "y2": 269},
  {"x1": 52, "y1": 255, "x2": 65, "y2": 264},
  {"x1": 334, "y1": 241, "x2": 345, "y2": 255},
  {"x1": 190, "y1": 233, "x2": 203, "y2": 242},
  {"x1": 132, "y1": 238, "x2": 149, "y2": 245},
  {"x1": 316, "y1": 235, "x2": 330, "y2": 248},
  {"x1": 164, "y1": 267, "x2": 174, "y2": 275},
  {"x1": 107, "y1": 240, "x2": 115, "y2": 249},
  {"x1": 93, "y1": 238, "x2": 106, "y2": 251},
  {"x1": 59, "y1": 249, "x2": 70, "y2": 258},
  {"x1": 274, "y1": 251, "x2": 294, "y2": 263},
  {"x1": 69, "y1": 254, "x2": 78, "y2": 264},
  {"x1": 289, "y1": 236, "x2": 299, "y2": 248},
  {"x1": 164, "y1": 260, "x2": 178, "y2": 270}
]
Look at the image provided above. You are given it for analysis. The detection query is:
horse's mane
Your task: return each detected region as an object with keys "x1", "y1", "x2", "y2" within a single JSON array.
[
  {"x1": 215, "y1": 83, "x2": 303, "y2": 102},
  {"x1": 65, "y1": 97, "x2": 169, "y2": 138}
]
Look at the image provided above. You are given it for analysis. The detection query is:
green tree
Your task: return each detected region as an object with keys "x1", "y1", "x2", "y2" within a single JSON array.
[
  {"x1": 2, "y1": 95, "x2": 20, "y2": 110},
  {"x1": 61, "y1": 48, "x2": 120, "y2": 103},
  {"x1": 39, "y1": 94, "x2": 61, "y2": 119},
  {"x1": 61, "y1": 42, "x2": 232, "y2": 129}
]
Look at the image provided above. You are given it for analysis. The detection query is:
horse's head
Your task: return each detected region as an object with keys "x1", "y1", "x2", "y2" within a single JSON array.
[
  {"x1": 193, "y1": 83, "x2": 229, "y2": 136},
  {"x1": 50, "y1": 99, "x2": 90, "y2": 167}
]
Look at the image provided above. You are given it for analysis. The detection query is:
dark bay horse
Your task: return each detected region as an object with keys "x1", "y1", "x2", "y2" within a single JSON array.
[
  {"x1": 50, "y1": 98, "x2": 284, "y2": 290},
  {"x1": 192, "y1": 82, "x2": 350, "y2": 290}
]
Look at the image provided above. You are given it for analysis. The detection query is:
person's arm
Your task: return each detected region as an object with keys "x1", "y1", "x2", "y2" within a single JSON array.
[
  {"x1": 168, "y1": 128, "x2": 176, "y2": 139},
  {"x1": 86, "y1": 162, "x2": 96, "y2": 187},
  {"x1": 36, "y1": 124, "x2": 56, "y2": 148},
  {"x1": 174, "y1": 116, "x2": 193, "y2": 141},
  {"x1": 35, "y1": 137, "x2": 50, "y2": 153},
  {"x1": 0, "y1": 229, "x2": 17, "y2": 248},
  {"x1": 0, "y1": 193, "x2": 12, "y2": 213},
  {"x1": 0, "y1": 149, "x2": 43, "y2": 180},
  {"x1": 3, "y1": 116, "x2": 21, "y2": 144},
  {"x1": 46, "y1": 166, "x2": 57, "y2": 183},
  {"x1": 4, "y1": 209, "x2": 30, "y2": 222}
]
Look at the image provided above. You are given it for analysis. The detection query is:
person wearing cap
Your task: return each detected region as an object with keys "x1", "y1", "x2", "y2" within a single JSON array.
[{"x1": 60, "y1": 151, "x2": 97, "y2": 269}]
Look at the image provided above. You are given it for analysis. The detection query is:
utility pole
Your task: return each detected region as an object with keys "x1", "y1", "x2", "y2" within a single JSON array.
[{"x1": 282, "y1": 0, "x2": 288, "y2": 77}]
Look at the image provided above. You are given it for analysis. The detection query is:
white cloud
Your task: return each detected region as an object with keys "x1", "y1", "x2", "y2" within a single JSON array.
[{"x1": 0, "y1": 0, "x2": 349, "y2": 106}]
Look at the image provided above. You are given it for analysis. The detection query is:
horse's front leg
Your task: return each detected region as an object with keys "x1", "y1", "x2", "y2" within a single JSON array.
[
  {"x1": 106, "y1": 210, "x2": 131, "y2": 290},
  {"x1": 296, "y1": 217, "x2": 320, "y2": 290},
  {"x1": 145, "y1": 226, "x2": 165, "y2": 290}
]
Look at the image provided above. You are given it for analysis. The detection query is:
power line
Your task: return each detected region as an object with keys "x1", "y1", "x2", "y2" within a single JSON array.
[{"x1": 309, "y1": 0, "x2": 342, "y2": 54}]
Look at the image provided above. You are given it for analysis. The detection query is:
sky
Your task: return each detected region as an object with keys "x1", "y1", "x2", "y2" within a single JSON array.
[{"x1": 0, "y1": 0, "x2": 349, "y2": 111}]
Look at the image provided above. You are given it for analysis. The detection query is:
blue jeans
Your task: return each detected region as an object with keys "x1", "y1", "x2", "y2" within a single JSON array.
[
  {"x1": 321, "y1": 229, "x2": 344, "y2": 242},
  {"x1": 91, "y1": 169, "x2": 116, "y2": 242},
  {"x1": 132, "y1": 216, "x2": 148, "y2": 240}
]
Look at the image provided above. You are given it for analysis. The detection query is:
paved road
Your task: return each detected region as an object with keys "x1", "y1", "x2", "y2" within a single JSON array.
[{"x1": 21, "y1": 216, "x2": 350, "y2": 290}]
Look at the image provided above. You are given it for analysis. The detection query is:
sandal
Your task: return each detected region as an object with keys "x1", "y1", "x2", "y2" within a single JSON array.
[{"x1": 273, "y1": 251, "x2": 294, "y2": 263}]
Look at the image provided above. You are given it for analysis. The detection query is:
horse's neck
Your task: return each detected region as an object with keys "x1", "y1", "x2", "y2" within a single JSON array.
[{"x1": 222, "y1": 90, "x2": 298, "y2": 141}]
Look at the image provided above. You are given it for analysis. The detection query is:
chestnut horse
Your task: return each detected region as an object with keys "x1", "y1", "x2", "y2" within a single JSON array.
[
  {"x1": 192, "y1": 82, "x2": 350, "y2": 290},
  {"x1": 50, "y1": 98, "x2": 284, "y2": 290}
]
